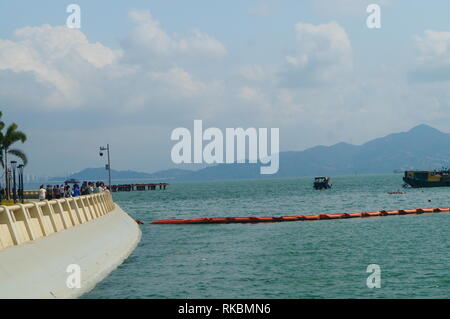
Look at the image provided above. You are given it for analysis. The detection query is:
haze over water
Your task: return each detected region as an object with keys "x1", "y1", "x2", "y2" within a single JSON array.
[{"x1": 84, "y1": 174, "x2": 450, "y2": 298}]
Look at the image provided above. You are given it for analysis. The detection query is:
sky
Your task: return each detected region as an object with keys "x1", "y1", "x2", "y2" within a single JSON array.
[{"x1": 1, "y1": 0, "x2": 450, "y2": 177}]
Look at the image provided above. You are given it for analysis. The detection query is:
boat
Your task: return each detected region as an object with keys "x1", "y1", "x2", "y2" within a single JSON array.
[
  {"x1": 403, "y1": 170, "x2": 450, "y2": 188},
  {"x1": 313, "y1": 176, "x2": 332, "y2": 190}
]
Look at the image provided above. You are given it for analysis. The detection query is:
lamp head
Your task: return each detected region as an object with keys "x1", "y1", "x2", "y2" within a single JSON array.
[{"x1": 10, "y1": 161, "x2": 17, "y2": 170}]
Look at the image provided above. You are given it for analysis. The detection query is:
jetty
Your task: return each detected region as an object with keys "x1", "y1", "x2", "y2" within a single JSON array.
[
  {"x1": 22, "y1": 183, "x2": 169, "y2": 200},
  {"x1": 110, "y1": 183, "x2": 169, "y2": 192},
  {"x1": 0, "y1": 192, "x2": 141, "y2": 298}
]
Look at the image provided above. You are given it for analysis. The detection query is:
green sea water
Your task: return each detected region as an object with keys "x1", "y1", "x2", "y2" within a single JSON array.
[{"x1": 83, "y1": 174, "x2": 450, "y2": 298}]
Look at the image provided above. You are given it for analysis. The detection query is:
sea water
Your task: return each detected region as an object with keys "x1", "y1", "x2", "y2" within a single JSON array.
[{"x1": 83, "y1": 174, "x2": 450, "y2": 298}]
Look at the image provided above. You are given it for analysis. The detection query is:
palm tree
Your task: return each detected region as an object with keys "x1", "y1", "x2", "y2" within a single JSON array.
[
  {"x1": 0, "y1": 112, "x2": 4, "y2": 137},
  {"x1": 0, "y1": 114, "x2": 28, "y2": 200}
]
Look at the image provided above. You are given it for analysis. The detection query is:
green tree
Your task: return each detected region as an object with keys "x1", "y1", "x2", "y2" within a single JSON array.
[{"x1": 0, "y1": 112, "x2": 28, "y2": 199}]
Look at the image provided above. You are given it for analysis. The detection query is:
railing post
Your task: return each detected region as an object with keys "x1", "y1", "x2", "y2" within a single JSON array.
[
  {"x1": 56, "y1": 200, "x2": 71, "y2": 229},
  {"x1": 0, "y1": 205, "x2": 21, "y2": 246},
  {"x1": 100, "y1": 193, "x2": 109, "y2": 213},
  {"x1": 78, "y1": 196, "x2": 92, "y2": 221},
  {"x1": 97, "y1": 194, "x2": 107, "y2": 215},
  {"x1": 44, "y1": 201, "x2": 59, "y2": 233},
  {"x1": 94, "y1": 194, "x2": 106, "y2": 216},
  {"x1": 85, "y1": 196, "x2": 97, "y2": 219},
  {"x1": 107, "y1": 192, "x2": 115, "y2": 211},
  {"x1": 32, "y1": 202, "x2": 53, "y2": 236},
  {"x1": 18, "y1": 204, "x2": 36, "y2": 241},
  {"x1": 91, "y1": 195, "x2": 101, "y2": 217},
  {"x1": 64, "y1": 198, "x2": 79, "y2": 225}
]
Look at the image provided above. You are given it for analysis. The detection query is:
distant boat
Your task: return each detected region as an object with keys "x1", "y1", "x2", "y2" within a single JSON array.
[
  {"x1": 403, "y1": 170, "x2": 450, "y2": 188},
  {"x1": 313, "y1": 176, "x2": 332, "y2": 190}
]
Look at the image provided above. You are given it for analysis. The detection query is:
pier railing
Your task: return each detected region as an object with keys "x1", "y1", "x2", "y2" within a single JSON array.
[{"x1": 0, "y1": 192, "x2": 115, "y2": 251}]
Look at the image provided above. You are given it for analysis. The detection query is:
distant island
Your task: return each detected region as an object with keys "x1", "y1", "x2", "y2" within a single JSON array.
[{"x1": 51, "y1": 124, "x2": 450, "y2": 182}]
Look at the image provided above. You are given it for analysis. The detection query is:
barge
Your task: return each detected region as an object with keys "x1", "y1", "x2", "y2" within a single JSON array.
[{"x1": 403, "y1": 170, "x2": 450, "y2": 188}]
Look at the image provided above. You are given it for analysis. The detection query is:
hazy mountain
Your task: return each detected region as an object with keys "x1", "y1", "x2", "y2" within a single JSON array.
[
  {"x1": 50, "y1": 124, "x2": 450, "y2": 182},
  {"x1": 175, "y1": 124, "x2": 450, "y2": 181}
]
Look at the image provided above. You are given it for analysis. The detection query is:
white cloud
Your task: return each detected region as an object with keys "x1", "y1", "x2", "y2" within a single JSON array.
[
  {"x1": 416, "y1": 30, "x2": 450, "y2": 58},
  {"x1": 122, "y1": 10, "x2": 226, "y2": 66},
  {"x1": 0, "y1": 25, "x2": 121, "y2": 108},
  {"x1": 280, "y1": 21, "x2": 352, "y2": 87},
  {"x1": 411, "y1": 30, "x2": 450, "y2": 82},
  {"x1": 147, "y1": 67, "x2": 205, "y2": 98},
  {"x1": 13, "y1": 25, "x2": 119, "y2": 68},
  {"x1": 237, "y1": 64, "x2": 273, "y2": 82},
  {"x1": 0, "y1": 17, "x2": 215, "y2": 114}
]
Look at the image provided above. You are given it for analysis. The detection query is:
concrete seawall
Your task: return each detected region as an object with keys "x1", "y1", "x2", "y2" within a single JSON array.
[{"x1": 0, "y1": 193, "x2": 141, "y2": 298}]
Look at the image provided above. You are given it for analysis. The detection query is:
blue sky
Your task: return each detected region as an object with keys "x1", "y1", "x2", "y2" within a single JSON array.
[{"x1": 1, "y1": 1, "x2": 450, "y2": 176}]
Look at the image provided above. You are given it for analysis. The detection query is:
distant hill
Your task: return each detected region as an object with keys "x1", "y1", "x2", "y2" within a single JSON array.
[
  {"x1": 50, "y1": 167, "x2": 191, "y2": 182},
  {"x1": 175, "y1": 124, "x2": 450, "y2": 181},
  {"x1": 50, "y1": 124, "x2": 450, "y2": 183}
]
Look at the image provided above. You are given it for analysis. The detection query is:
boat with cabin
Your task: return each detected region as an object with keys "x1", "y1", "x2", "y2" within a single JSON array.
[{"x1": 313, "y1": 176, "x2": 332, "y2": 190}]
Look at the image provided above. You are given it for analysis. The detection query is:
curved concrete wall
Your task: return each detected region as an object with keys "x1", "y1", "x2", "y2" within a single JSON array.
[{"x1": 0, "y1": 193, "x2": 141, "y2": 298}]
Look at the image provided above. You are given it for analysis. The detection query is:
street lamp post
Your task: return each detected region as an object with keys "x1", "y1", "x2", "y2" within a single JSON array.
[
  {"x1": 11, "y1": 161, "x2": 17, "y2": 204},
  {"x1": 7, "y1": 168, "x2": 11, "y2": 200},
  {"x1": 18, "y1": 164, "x2": 24, "y2": 203},
  {"x1": 99, "y1": 144, "x2": 111, "y2": 190}
]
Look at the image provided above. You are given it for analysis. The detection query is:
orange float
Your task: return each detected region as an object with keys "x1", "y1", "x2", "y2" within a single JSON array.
[
  {"x1": 151, "y1": 206, "x2": 450, "y2": 225},
  {"x1": 303, "y1": 215, "x2": 320, "y2": 220}
]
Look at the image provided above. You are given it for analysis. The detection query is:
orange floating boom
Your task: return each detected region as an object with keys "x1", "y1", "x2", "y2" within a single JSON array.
[{"x1": 151, "y1": 207, "x2": 450, "y2": 225}]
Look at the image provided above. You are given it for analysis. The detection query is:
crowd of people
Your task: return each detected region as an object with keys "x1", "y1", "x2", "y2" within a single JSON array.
[{"x1": 39, "y1": 182, "x2": 109, "y2": 201}]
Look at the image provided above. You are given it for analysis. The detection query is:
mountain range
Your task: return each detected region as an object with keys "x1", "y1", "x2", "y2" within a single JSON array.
[{"x1": 51, "y1": 124, "x2": 450, "y2": 182}]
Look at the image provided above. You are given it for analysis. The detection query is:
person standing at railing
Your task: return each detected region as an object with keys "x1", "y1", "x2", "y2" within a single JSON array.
[
  {"x1": 46, "y1": 185, "x2": 53, "y2": 200},
  {"x1": 64, "y1": 185, "x2": 72, "y2": 198},
  {"x1": 39, "y1": 185, "x2": 46, "y2": 201},
  {"x1": 54, "y1": 185, "x2": 61, "y2": 199},
  {"x1": 52, "y1": 186, "x2": 58, "y2": 199},
  {"x1": 81, "y1": 182, "x2": 88, "y2": 195},
  {"x1": 72, "y1": 184, "x2": 81, "y2": 197},
  {"x1": 94, "y1": 182, "x2": 104, "y2": 193},
  {"x1": 88, "y1": 182, "x2": 94, "y2": 194}
]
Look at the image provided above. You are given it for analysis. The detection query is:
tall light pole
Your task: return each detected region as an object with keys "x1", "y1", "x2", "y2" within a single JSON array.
[
  {"x1": 7, "y1": 168, "x2": 11, "y2": 200},
  {"x1": 99, "y1": 144, "x2": 111, "y2": 190},
  {"x1": 18, "y1": 164, "x2": 24, "y2": 203},
  {"x1": 11, "y1": 160, "x2": 17, "y2": 204}
]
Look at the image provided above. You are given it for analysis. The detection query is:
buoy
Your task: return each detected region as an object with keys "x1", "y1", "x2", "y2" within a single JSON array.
[{"x1": 151, "y1": 206, "x2": 450, "y2": 225}]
